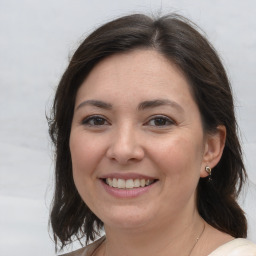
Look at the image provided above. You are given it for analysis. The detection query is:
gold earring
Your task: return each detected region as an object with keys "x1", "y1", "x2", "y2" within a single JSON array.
[{"x1": 205, "y1": 166, "x2": 212, "y2": 176}]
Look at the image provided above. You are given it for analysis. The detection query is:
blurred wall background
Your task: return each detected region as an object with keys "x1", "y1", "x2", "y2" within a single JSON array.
[{"x1": 0, "y1": 0, "x2": 255, "y2": 255}]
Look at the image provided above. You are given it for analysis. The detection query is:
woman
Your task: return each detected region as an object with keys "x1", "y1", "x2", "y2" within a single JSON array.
[{"x1": 48, "y1": 13, "x2": 256, "y2": 255}]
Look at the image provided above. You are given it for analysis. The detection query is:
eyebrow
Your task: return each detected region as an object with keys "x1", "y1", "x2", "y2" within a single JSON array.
[
  {"x1": 138, "y1": 99, "x2": 184, "y2": 113},
  {"x1": 76, "y1": 100, "x2": 112, "y2": 111},
  {"x1": 76, "y1": 98, "x2": 184, "y2": 113}
]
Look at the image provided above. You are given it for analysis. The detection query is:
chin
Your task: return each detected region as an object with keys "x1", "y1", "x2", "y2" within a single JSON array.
[{"x1": 99, "y1": 206, "x2": 154, "y2": 230}]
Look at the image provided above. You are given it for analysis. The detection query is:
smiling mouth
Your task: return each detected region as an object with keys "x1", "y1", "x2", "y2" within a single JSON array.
[{"x1": 102, "y1": 178, "x2": 157, "y2": 189}]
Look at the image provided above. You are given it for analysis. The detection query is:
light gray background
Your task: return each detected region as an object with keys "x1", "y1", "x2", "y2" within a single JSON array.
[{"x1": 0, "y1": 0, "x2": 255, "y2": 255}]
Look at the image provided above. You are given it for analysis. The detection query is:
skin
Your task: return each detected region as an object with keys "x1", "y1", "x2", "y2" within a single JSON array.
[{"x1": 70, "y1": 49, "x2": 231, "y2": 256}]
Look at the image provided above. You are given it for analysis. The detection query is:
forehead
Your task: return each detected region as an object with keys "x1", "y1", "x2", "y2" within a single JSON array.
[{"x1": 75, "y1": 49, "x2": 195, "y2": 107}]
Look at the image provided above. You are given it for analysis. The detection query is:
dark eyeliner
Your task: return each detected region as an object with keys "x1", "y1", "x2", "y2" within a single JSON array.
[
  {"x1": 81, "y1": 115, "x2": 109, "y2": 126},
  {"x1": 145, "y1": 115, "x2": 176, "y2": 127}
]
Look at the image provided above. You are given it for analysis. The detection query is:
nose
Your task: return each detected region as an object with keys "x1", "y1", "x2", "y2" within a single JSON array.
[{"x1": 106, "y1": 125, "x2": 145, "y2": 165}]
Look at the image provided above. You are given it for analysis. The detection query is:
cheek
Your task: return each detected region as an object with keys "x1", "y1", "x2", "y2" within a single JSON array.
[
  {"x1": 70, "y1": 131, "x2": 104, "y2": 175},
  {"x1": 148, "y1": 134, "x2": 204, "y2": 192},
  {"x1": 69, "y1": 131, "x2": 111, "y2": 204},
  {"x1": 149, "y1": 136, "x2": 204, "y2": 213},
  {"x1": 152, "y1": 136, "x2": 203, "y2": 168},
  {"x1": 69, "y1": 133, "x2": 99, "y2": 210},
  {"x1": 69, "y1": 132, "x2": 98, "y2": 197}
]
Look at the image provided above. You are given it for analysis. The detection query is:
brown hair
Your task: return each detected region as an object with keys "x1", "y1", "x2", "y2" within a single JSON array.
[{"x1": 48, "y1": 13, "x2": 247, "y2": 250}]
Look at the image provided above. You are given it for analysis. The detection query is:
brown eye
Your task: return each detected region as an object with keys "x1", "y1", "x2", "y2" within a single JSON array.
[
  {"x1": 82, "y1": 116, "x2": 109, "y2": 126},
  {"x1": 146, "y1": 116, "x2": 174, "y2": 127}
]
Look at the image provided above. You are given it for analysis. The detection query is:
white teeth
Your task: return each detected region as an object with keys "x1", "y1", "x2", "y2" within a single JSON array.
[
  {"x1": 117, "y1": 179, "x2": 126, "y2": 188},
  {"x1": 105, "y1": 178, "x2": 155, "y2": 189},
  {"x1": 134, "y1": 179, "x2": 140, "y2": 187},
  {"x1": 113, "y1": 178, "x2": 118, "y2": 188},
  {"x1": 106, "y1": 178, "x2": 113, "y2": 186},
  {"x1": 125, "y1": 179, "x2": 134, "y2": 189}
]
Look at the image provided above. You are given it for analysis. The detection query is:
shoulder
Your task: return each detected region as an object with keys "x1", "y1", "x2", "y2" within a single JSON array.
[
  {"x1": 209, "y1": 238, "x2": 256, "y2": 256},
  {"x1": 59, "y1": 237, "x2": 105, "y2": 256}
]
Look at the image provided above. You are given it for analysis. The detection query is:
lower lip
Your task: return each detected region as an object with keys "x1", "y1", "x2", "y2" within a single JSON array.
[{"x1": 100, "y1": 180, "x2": 155, "y2": 198}]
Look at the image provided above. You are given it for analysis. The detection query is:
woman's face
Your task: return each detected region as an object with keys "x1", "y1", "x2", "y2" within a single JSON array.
[{"x1": 70, "y1": 49, "x2": 209, "y2": 231}]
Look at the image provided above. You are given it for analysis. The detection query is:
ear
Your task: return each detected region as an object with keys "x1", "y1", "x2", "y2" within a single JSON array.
[{"x1": 200, "y1": 125, "x2": 226, "y2": 178}]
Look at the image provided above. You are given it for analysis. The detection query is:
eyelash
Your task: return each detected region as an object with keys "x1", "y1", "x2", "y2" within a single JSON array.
[
  {"x1": 81, "y1": 115, "x2": 110, "y2": 126},
  {"x1": 145, "y1": 115, "x2": 175, "y2": 127},
  {"x1": 81, "y1": 115, "x2": 175, "y2": 127}
]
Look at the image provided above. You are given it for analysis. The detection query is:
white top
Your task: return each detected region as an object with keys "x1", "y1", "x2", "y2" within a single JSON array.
[
  {"x1": 209, "y1": 238, "x2": 256, "y2": 256},
  {"x1": 61, "y1": 238, "x2": 256, "y2": 256}
]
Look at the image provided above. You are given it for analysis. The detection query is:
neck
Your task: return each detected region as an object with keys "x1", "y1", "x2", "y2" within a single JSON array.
[{"x1": 102, "y1": 211, "x2": 205, "y2": 256}]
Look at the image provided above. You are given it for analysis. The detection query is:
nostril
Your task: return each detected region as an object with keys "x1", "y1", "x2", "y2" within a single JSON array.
[
  {"x1": 105, "y1": 133, "x2": 145, "y2": 164},
  {"x1": 106, "y1": 147, "x2": 145, "y2": 165}
]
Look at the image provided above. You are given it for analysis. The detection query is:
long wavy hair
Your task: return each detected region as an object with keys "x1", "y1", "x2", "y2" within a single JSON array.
[{"x1": 48, "y1": 13, "x2": 247, "y2": 250}]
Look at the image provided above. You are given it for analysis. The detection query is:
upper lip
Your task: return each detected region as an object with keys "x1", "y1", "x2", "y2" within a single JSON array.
[{"x1": 99, "y1": 172, "x2": 157, "y2": 180}]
